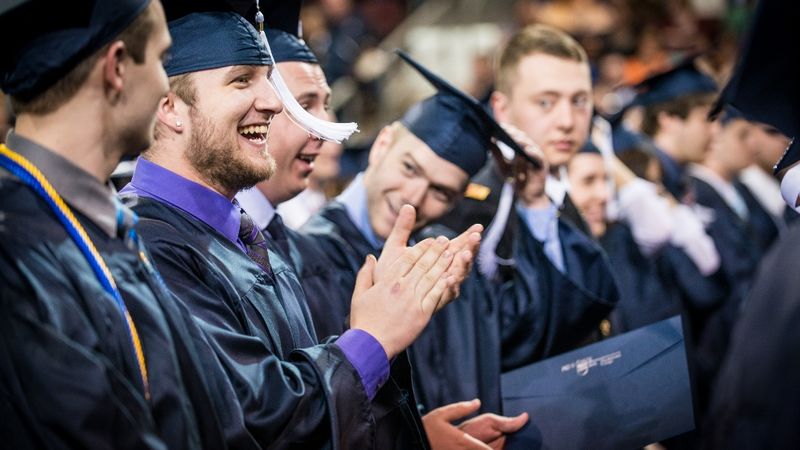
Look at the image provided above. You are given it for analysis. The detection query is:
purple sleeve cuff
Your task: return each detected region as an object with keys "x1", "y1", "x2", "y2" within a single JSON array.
[{"x1": 336, "y1": 328, "x2": 390, "y2": 400}]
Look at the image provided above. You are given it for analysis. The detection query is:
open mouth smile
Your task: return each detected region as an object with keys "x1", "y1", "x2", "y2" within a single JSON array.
[{"x1": 238, "y1": 124, "x2": 270, "y2": 144}]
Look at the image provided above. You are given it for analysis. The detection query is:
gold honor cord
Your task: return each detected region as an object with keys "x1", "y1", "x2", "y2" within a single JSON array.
[{"x1": 0, "y1": 144, "x2": 150, "y2": 399}]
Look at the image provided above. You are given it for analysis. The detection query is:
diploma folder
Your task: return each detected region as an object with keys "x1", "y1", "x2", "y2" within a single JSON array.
[{"x1": 501, "y1": 315, "x2": 694, "y2": 450}]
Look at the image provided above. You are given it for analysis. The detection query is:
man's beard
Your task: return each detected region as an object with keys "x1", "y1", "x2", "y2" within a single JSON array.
[{"x1": 186, "y1": 107, "x2": 276, "y2": 193}]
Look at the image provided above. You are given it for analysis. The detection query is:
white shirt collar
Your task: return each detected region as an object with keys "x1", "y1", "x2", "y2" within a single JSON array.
[
  {"x1": 337, "y1": 173, "x2": 384, "y2": 249},
  {"x1": 740, "y1": 165, "x2": 784, "y2": 218},
  {"x1": 235, "y1": 186, "x2": 276, "y2": 231},
  {"x1": 545, "y1": 167, "x2": 570, "y2": 208}
]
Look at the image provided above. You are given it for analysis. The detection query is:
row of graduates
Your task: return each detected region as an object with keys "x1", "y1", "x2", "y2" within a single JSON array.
[
  {"x1": 1, "y1": 1, "x2": 794, "y2": 450},
  {"x1": 0, "y1": 0, "x2": 609, "y2": 449},
  {"x1": 251, "y1": 6, "x2": 795, "y2": 449}
]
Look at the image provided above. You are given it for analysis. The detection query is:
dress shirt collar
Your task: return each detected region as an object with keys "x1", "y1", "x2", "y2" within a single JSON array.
[
  {"x1": 236, "y1": 186, "x2": 276, "y2": 231},
  {"x1": 122, "y1": 157, "x2": 242, "y2": 246},
  {"x1": 337, "y1": 173, "x2": 384, "y2": 250},
  {"x1": 545, "y1": 167, "x2": 570, "y2": 208}
]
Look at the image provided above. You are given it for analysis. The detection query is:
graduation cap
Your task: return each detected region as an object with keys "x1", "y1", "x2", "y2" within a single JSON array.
[
  {"x1": 163, "y1": 8, "x2": 271, "y2": 77},
  {"x1": 396, "y1": 50, "x2": 541, "y2": 178},
  {"x1": 632, "y1": 58, "x2": 717, "y2": 108},
  {"x1": 0, "y1": 0, "x2": 150, "y2": 100},
  {"x1": 163, "y1": 0, "x2": 355, "y2": 142},
  {"x1": 711, "y1": 0, "x2": 800, "y2": 174},
  {"x1": 260, "y1": 0, "x2": 317, "y2": 64},
  {"x1": 181, "y1": 0, "x2": 317, "y2": 63}
]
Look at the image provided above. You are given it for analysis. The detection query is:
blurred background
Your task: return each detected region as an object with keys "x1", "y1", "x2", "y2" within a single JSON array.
[
  {"x1": 0, "y1": 0, "x2": 757, "y2": 187},
  {"x1": 295, "y1": 0, "x2": 754, "y2": 180}
]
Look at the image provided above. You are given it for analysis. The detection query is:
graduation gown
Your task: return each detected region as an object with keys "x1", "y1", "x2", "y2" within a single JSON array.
[
  {"x1": 704, "y1": 223, "x2": 800, "y2": 449},
  {"x1": 0, "y1": 179, "x2": 247, "y2": 450},
  {"x1": 295, "y1": 202, "x2": 617, "y2": 414},
  {"x1": 499, "y1": 212, "x2": 619, "y2": 357},
  {"x1": 125, "y1": 195, "x2": 425, "y2": 449},
  {"x1": 689, "y1": 177, "x2": 779, "y2": 381},
  {"x1": 600, "y1": 222, "x2": 686, "y2": 333}
]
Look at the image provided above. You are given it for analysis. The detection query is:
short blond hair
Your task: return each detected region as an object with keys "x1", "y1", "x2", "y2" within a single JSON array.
[{"x1": 495, "y1": 24, "x2": 588, "y2": 95}]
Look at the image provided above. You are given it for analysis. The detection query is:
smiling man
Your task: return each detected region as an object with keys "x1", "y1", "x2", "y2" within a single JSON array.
[
  {"x1": 234, "y1": 17, "x2": 532, "y2": 448},
  {"x1": 120, "y1": 7, "x2": 470, "y2": 449},
  {"x1": 235, "y1": 22, "x2": 331, "y2": 265},
  {"x1": 294, "y1": 53, "x2": 616, "y2": 445}
]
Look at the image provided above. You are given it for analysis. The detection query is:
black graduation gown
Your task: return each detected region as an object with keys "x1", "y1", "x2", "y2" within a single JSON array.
[
  {"x1": 0, "y1": 179, "x2": 246, "y2": 450},
  {"x1": 600, "y1": 222, "x2": 686, "y2": 333},
  {"x1": 499, "y1": 212, "x2": 619, "y2": 356},
  {"x1": 689, "y1": 177, "x2": 779, "y2": 381},
  {"x1": 692, "y1": 177, "x2": 777, "y2": 299},
  {"x1": 125, "y1": 194, "x2": 420, "y2": 450},
  {"x1": 599, "y1": 222, "x2": 727, "y2": 430},
  {"x1": 704, "y1": 223, "x2": 800, "y2": 450},
  {"x1": 295, "y1": 202, "x2": 617, "y2": 415}
]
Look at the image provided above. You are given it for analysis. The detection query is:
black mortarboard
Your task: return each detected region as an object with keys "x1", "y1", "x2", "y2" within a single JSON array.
[
  {"x1": 396, "y1": 50, "x2": 540, "y2": 177},
  {"x1": 502, "y1": 316, "x2": 694, "y2": 450},
  {"x1": 0, "y1": 0, "x2": 150, "y2": 100},
  {"x1": 262, "y1": 0, "x2": 317, "y2": 64},
  {"x1": 712, "y1": 0, "x2": 800, "y2": 174},
  {"x1": 162, "y1": 0, "x2": 271, "y2": 77},
  {"x1": 633, "y1": 59, "x2": 717, "y2": 108},
  {"x1": 163, "y1": 0, "x2": 314, "y2": 64},
  {"x1": 265, "y1": 30, "x2": 317, "y2": 64}
]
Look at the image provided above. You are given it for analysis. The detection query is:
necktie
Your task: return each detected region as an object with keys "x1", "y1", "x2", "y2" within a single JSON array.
[
  {"x1": 265, "y1": 213, "x2": 291, "y2": 261},
  {"x1": 238, "y1": 207, "x2": 274, "y2": 278}
]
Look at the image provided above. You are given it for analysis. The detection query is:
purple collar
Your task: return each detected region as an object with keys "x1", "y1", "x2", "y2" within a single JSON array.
[{"x1": 120, "y1": 157, "x2": 243, "y2": 249}]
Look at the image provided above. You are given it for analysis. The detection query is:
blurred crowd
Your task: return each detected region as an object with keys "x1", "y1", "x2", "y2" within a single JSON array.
[{"x1": 285, "y1": 0, "x2": 753, "y2": 184}]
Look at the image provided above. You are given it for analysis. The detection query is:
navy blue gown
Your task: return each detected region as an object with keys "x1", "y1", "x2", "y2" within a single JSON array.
[
  {"x1": 704, "y1": 223, "x2": 800, "y2": 449},
  {"x1": 0, "y1": 178, "x2": 249, "y2": 450},
  {"x1": 294, "y1": 202, "x2": 617, "y2": 415},
  {"x1": 125, "y1": 194, "x2": 428, "y2": 450}
]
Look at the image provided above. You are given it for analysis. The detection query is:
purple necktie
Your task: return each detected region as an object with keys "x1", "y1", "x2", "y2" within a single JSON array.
[{"x1": 238, "y1": 207, "x2": 274, "y2": 278}]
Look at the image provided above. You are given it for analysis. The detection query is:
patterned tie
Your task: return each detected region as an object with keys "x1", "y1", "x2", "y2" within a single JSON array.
[
  {"x1": 265, "y1": 213, "x2": 291, "y2": 262},
  {"x1": 238, "y1": 207, "x2": 274, "y2": 277}
]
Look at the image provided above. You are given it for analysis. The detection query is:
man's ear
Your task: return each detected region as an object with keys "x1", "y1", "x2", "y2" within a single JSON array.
[
  {"x1": 103, "y1": 41, "x2": 128, "y2": 100},
  {"x1": 491, "y1": 90, "x2": 510, "y2": 122},
  {"x1": 156, "y1": 92, "x2": 185, "y2": 134},
  {"x1": 368, "y1": 124, "x2": 396, "y2": 166}
]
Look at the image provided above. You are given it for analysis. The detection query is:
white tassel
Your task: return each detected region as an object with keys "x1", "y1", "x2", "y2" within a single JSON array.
[{"x1": 257, "y1": 30, "x2": 358, "y2": 143}]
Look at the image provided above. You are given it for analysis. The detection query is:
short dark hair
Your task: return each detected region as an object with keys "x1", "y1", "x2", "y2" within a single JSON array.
[
  {"x1": 10, "y1": 3, "x2": 157, "y2": 115},
  {"x1": 640, "y1": 93, "x2": 716, "y2": 137},
  {"x1": 496, "y1": 24, "x2": 588, "y2": 95}
]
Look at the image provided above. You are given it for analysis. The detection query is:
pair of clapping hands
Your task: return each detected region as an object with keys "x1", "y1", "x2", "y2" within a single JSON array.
[
  {"x1": 350, "y1": 122, "x2": 548, "y2": 358},
  {"x1": 349, "y1": 123, "x2": 544, "y2": 449}
]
